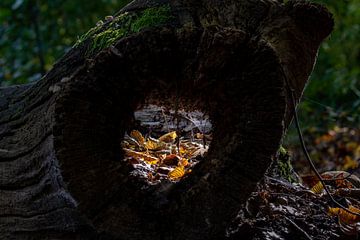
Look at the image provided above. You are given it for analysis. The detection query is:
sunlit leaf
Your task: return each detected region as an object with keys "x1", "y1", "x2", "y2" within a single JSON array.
[
  {"x1": 168, "y1": 166, "x2": 185, "y2": 180},
  {"x1": 159, "y1": 131, "x2": 177, "y2": 143},
  {"x1": 130, "y1": 130, "x2": 145, "y2": 145},
  {"x1": 328, "y1": 205, "x2": 360, "y2": 225},
  {"x1": 178, "y1": 158, "x2": 189, "y2": 167},
  {"x1": 123, "y1": 148, "x2": 159, "y2": 164},
  {"x1": 311, "y1": 181, "x2": 324, "y2": 194},
  {"x1": 145, "y1": 138, "x2": 165, "y2": 151}
]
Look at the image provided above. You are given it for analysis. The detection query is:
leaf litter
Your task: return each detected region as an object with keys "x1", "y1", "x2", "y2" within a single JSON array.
[{"x1": 121, "y1": 105, "x2": 211, "y2": 185}]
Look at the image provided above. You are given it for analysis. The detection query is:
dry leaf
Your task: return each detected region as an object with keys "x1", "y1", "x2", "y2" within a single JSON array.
[
  {"x1": 302, "y1": 171, "x2": 360, "y2": 188},
  {"x1": 145, "y1": 138, "x2": 165, "y2": 151},
  {"x1": 159, "y1": 131, "x2": 177, "y2": 143},
  {"x1": 343, "y1": 155, "x2": 358, "y2": 170},
  {"x1": 178, "y1": 158, "x2": 189, "y2": 167},
  {"x1": 311, "y1": 181, "x2": 324, "y2": 194},
  {"x1": 168, "y1": 166, "x2": 185, "y2": 180},
  {"x1": 122, "y1": 128, "x2": 209, "y2": 183},
  {"x1": 123, "y1": 148, "x2": 159, "y2": 164},
  {"x1": 346, "y1": 142, "x2": 358, "y2": 151},
  {"x1": 130, "y1": 130, "x2": 145, "y2": 145},
  {"x1": 328, "y1": 205, "x2": 360, "y2": 225},
  {"x1": 195, "y1": 133, "x2": 204, "y2": 139},
  {"x1": 355, "y1": 146, "x2": 360, "y2": 159},
  {"x1": 163, "y1": 154, "x2": 180, "y2": 166},
  {"x1": 315, "y1": 133, "x2": 334, "y2": 144}
]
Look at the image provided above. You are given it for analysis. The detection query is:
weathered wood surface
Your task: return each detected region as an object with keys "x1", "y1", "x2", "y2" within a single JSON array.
[{"x1": 0, "y1": 0, "x2": 333, "y2": 239}]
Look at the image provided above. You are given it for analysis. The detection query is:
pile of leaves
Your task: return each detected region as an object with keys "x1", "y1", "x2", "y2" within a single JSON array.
[
  {"x1": 301, "y1": 170, "x2": 360, "y2": 235},
  {"x1": 227, "y1": 176, "x2": 343, "y2": 240},
  {"x1": 121, "y1": 130, "x2": 209, "y2": 184},
  {"x1": 227, "y1": 170, "x2": 360, "y2": 239}
]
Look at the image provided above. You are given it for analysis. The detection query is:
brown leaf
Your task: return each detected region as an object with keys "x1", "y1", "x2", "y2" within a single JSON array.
[{"x1": 163, "y1": 154, "x2": 180, "y2": 166}]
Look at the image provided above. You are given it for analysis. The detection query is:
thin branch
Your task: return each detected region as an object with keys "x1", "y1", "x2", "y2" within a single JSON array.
[
  {"x1": 284, "y1": 216, "x2": 313, "y2": 240},
  {"x1": 281, "y1": 66, "x2": 360, "y2": 217}
]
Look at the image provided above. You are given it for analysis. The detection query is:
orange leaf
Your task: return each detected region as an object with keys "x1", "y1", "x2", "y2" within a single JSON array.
[
  {"x1": 328, "y1": 205, "x2": 360, "y2": 225},
  {"x1": 159, "y1": 131, "x2": 177, "y2": 143},
  {"x1": 130, "y1": 130, "x2": 145, "y2": 145},
  {"x1": 145, "y1": 138, "x2": 165, "y2": 151},
  {"x1": 123, "y1": 148, "x2": 159, "y2": 164},
  {"x1": 178, "y1": 158, "x2": 189, "y2": 167},
  {"x1": 168, "y1": 166, "x2": 185, "y2": 180}
]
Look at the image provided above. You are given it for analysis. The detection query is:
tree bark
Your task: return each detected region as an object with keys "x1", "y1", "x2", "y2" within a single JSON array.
[{"x1": 0, "y1": 0, "x2": 333, "y2": 239}]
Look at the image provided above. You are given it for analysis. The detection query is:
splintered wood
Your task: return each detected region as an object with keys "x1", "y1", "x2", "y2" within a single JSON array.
[{"x1": 122, "y1": 129, "x2": 209, "y2": 184}]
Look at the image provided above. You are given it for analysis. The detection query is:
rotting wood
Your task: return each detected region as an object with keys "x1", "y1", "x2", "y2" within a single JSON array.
[{"x1": 0, "y1": 0, "x2": 333, "y2": 239}]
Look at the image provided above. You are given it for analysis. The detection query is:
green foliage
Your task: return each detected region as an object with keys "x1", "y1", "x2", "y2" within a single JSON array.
[
  {"x1": 299, "y1": 0, "x2": 360, "y2": 128},
  {"x1": 0, "y1": 0, "x2": 132, "y2": 86}
]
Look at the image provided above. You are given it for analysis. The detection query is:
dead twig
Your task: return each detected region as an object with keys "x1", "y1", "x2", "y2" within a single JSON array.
[{"x1": 284, "y1": 216, "x2": 313, "y2": 240}]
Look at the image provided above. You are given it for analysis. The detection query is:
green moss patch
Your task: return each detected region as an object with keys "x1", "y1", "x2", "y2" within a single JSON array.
[
  {"x1": 74, "y1": 5, "x2": 174, "y2": 55},
  {"x1": 73, "y1": 25, "x2": 101, "y2": 48},
  {"x1": 130, "y1": 5, "x2": 173, "y2": 32},
  {"x1": 278, "y1": 146, "x2": 297, "y2": 183},
  {"x1": 89, "y1": 28, "x2": 126, "y2": 54}
]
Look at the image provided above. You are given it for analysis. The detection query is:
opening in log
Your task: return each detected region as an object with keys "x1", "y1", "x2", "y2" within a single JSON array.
[
  {"x1": 0, "y1": 0, "x2": 333, "y2": 239},
  {"x1": 122, "y1": 105, "x2": 211, "y2": 185}
]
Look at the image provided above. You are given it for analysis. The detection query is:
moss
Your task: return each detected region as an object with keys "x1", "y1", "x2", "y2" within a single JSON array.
[
  {"x1": 278, "y1": 146, "x2": 297, "y2": 183},
  {"x1": 89, "y1": 28, "x2": 126, "y2": 54},
  {"x1": 74, "y1": 5, "x2": 174, "y2": 55},
  {"x1": 73, "y1": 25, "x2": 101, "y2": 48},
  {"x1": 130, "y1": 5, "x2": 173, "y2": 32}
]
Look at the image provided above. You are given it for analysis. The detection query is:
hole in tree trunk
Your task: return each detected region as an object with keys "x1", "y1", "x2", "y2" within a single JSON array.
[{"x1": 121, "y1": 104, "x2": 212, "y2": 185}]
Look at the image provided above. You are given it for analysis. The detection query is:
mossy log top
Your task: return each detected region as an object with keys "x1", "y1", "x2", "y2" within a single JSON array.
[{"x1": 0, "y1": 0, "x2": 333, "y2": 239}]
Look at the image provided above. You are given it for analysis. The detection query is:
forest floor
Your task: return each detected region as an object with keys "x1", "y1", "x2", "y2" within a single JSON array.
[
  {"x1": 126, "y1": 105, "x2": 360, "y2": 240},
  {"x1": 227, "y1": 126, "x2": 360, "y2": 239}
]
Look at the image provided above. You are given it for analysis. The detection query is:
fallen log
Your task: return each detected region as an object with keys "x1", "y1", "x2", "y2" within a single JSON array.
[{"x1": 0, "y1": 0, "x2": 333, "y2": 239}]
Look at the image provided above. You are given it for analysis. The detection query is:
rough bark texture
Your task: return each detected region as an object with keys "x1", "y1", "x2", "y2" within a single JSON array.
[{"x1": 0, "y1": 0, "x2": 333, "y2": 239}]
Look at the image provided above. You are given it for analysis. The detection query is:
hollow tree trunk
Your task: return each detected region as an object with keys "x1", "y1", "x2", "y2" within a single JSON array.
[{"x1": 0, "y1": 0, "x2": 333, "y2": 239}]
